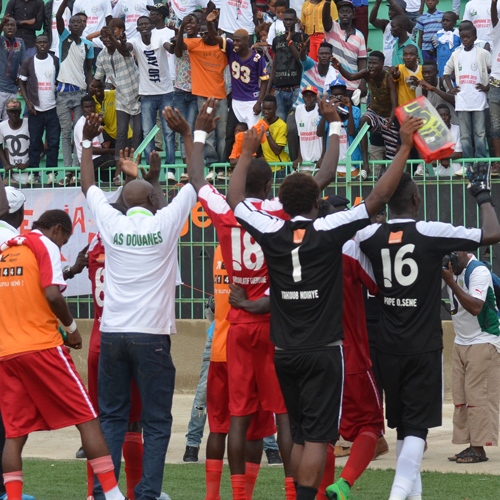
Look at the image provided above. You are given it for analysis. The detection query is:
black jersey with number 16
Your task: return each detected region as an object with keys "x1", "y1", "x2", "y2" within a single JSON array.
[
  {"x1": 356, "y1": 219, "x2": 482, "y2": 355},
  {"x1": 234, "y1": 200, "x2": 370, "y2": 350}
]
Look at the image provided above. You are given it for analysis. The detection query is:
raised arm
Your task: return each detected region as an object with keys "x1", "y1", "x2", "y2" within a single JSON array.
[
  {"x1": 140, "y1": 152, "x2": 167, "y2": 208},
  {"x1": 106, "y1": 28, "x2": 133, "y2": 57},
  {"x1": 468, "y1": 163, "x2": 500, "y2": 246},
  {"x1": 492, "y1": 0, "x2": 498, "y2": 28},
  {"x1": 419, "y1": 79, "x2": 455, "y2": 105},
  {"x1": 313, "y1": 95, "x2": 342, "y2": 191},
  {"x1": 331, "y1": 56, "x2": 369, "y2": 81},
  {"x1": 369, "y1": 0, "x2": 389, "y2": 30},
  {"x1": 56, "y1": 0, "x2": 70, "y2": 35},
  {"x1": 174, "y1": 18, "x2": 188, "y2": 57},
  {"x1": 227, "y1": 126, "x2": 266, "y2": 210},
  {"x1": 364, "y1": 116, "x2": 423, "y2": 216},
  {"x1": 206, "y1": 10, "x2": 223, "y2": 46},
  {"x1": 322, "y1": 0, "x2": 333, "y2": 32}
]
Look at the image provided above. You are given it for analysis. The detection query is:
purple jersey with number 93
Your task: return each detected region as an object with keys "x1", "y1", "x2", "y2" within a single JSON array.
[{"x1": 221, "y1": 37, "x2": 269, "y2": 101}]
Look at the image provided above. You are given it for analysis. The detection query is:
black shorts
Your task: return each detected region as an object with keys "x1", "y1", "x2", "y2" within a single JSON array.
[
  {"x1": 378, "y1": 348, "x2": 443, "y2": 431},
  {"x1": 274, "y1": 346, "x2": 344, "y2": 445}
]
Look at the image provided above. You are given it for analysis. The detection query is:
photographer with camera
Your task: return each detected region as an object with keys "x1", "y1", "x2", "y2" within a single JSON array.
[{"x1": 442, "y1": 251, "x2": 500, "y2": 464}]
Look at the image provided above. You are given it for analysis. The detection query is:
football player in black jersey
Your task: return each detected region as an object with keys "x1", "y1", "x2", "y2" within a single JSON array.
[
  {"x1": 226, "y1": 96, "x2": 423, "y2": 500},
  {"x1": 356, "y1": 163, "x2": 500, "y2": 500}
]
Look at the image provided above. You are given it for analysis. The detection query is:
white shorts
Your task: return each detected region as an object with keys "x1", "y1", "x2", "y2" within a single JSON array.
[{"x1": 232, "y1": 99, "x2": 260, "y2": 128}]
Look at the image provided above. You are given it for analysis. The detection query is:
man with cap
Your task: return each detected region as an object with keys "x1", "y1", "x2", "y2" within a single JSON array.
[
  {"x1": 315, "y1": 195, "x2": 385, "y2": 500},
  {"x1": 323, "y1": 0, "x2": 367, "y2": 98},
  {"x1": 112, "y1": 0, "x2": 154, "y2": 41},
  {"x1": 0, "y1": 99, "x2": 30, "y2": 187},
  {"x1": 0, "y1": 180, "x2": 35, "y2": 500},
  {"x1": 317, "y1": 78, "x2": 362, "y2": 177},
  {"x1": 294, "y1": 85, "x2": 324, "y2": 174}
]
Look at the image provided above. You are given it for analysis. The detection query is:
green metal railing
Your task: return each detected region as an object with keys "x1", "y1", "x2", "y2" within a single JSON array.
[{"x1": 4, "y1": 154, "x2": 500, "y2": 319}]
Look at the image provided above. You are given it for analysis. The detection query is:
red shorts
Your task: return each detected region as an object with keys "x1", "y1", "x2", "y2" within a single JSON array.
[
  {"x1": 88, "y1": 349, "x2": 142, "y2": 423},
  {"x1": 339, "y1": 369, "x2": 385, "y2": 443},
  {"x1": 207, "y1": 361, "x2": 276, "y2": 440},
  {"x1": 0, "y1": 346, "x2": 97, "y2": 438},
  {"x1": 226, "y1": 322, "x2": 286, "y2": 416}
]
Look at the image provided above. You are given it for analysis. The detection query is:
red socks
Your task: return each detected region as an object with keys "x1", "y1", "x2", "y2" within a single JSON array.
[
  {"x1": 230, "y1": 474, "x2": 247, "y2": 500},
  {"x1": 317, "y1": 443, "x2": 335, "y2": 499},
  {"x1": 87, "y1": 461, "x2": 95, "y2": 499},
  {"x1": 3, "y1": 471, "x2": 23, "y2": 500},
  {"x1": 245, "y1": 462, "x2": 260, "y2": 499},
  {"x1": 205, "y1": 459, "x2": 223, "y2": 500},
  {"x1": 123, "y1": 432, "x2": 144, "y2": 500},
  {"x1": 89, "y1": 456, "x2": 123, "y2": 500},
  {"x1": 340, "y1": 431, "x2": 378, "y2": 487},
  {"x1": 285, "y1": 477, "x2": 296, "y2": 500}
]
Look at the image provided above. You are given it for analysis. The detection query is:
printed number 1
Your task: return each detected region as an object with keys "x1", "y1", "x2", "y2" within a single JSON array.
[{"x1": 291, "y1": 246, "x2": 302, "y2": 282}]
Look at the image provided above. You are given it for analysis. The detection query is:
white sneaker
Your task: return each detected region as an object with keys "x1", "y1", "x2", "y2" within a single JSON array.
[
  {"x1": 167, "y1": 172, "x2": 176, "y2": 182},
  {"x1": 158, "y1": 493, "x2": 171, "y2": 500},
  {"x1": 205, "y1": 170, "x2": 215, "y2": 182},
  {"x1": 180, "y1": 172, "x2": 189, "y2": 182},
  {"x1": 360, "y1": 169, "x2": 368, "y2": 180},
  {"x1": 26, "y1": 173, "x2": 33, "y2": 185},
  {"x1": 454, "y1": 166, "x2": 467, "y2": 177},
  {"x1": 414, "y1": 164, "x2": 425, "y2": 176},
  {"x1": 46, "y1": 173, "x2": 55, "y2": 184}
]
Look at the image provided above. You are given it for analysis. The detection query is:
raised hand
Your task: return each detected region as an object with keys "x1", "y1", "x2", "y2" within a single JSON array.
[
  {"x1": 119, "y1": 148, "x2": 140, "y2": 178},
  {"x1": 318, "y1": 94, "x2": 341, "y2": 123},
  {"x1": 194, "y1": 97, "x2": 220, "y2": 133},
  {"x1": 83, "y1": 113, "x2": 103, "y2": 141},
  {"x1": 163, "y1": 106, "x2": 191, "y2": 136},
  {"x1": 418, "y1": 80, "x2": 434, "y2": 91},
  {"x1": 399, "y1": 115, "x2": 424, "y2": 148},
  {"x1": 206, "y1": 9, "x2": 219, "y2": 22},
  {"x1": 467, "y1": 161, "x2": 491, "y2": 200},
  {"x1": 140, "y1": 151, "x2": 162, "y2": 183},
  {"x1": 72, "y1": 244, "x2": 90, "y2": 275},
  {"x1": 331, "y1": 56, "x2": 342, "y2": 71},
  {"x1": 241, "y1": 125, "x2": 265, "y2": 156}
]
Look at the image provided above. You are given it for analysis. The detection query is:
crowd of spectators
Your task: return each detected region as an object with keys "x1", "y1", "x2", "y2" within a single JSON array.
[{"x1": 0, "y1": 0, "x2": 499, "y2": 186}]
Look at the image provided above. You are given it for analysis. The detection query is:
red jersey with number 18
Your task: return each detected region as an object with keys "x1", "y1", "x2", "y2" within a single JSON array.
[
  {"x1": 88, "y1": 234, "x2": 105, "y2": 353},
  {"x1": 199, "y1": 184, "x2": 287, "y2": 324}
]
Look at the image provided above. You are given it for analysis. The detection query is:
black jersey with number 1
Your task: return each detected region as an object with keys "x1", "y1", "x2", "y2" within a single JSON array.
[
  {"x1": 356, "y1": 219, "x2": 482, "y2": 355},
  {"x1": 234, "y1": 200, "x2": 370, "y2": 350}
]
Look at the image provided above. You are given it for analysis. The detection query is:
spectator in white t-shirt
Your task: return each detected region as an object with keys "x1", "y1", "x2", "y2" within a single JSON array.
[
  {"x1": 444, "y1": 22, "x2": 491, "y2": 167},
  {"x1": 216, "y1": 0, "x2": 258, "y2": 37},
  {"x1": 112, "y1": 0, "x2": 154, "y2": 41},
  {"x1": 0, "y1": 99, "x2": 30, "y2": 186},
  {"x1": 294, "y1": 85, "x2": 324, "y2": 173},
  {"x1": 129, "y1": 16, "x2": 176, "y2": 177},
  {"x1": 170, "y1": 0, "x2": 207, "y2": 25},
  {"x1": 433, "y1": 103, "x2": 463, "y2": 177},
  {"x1": 463, "y1": 0, "x2": 500, "y2": 43},
  {"x1": 19, "y1": 35, "x2": 60, "y2": 186},
  {"x1": 489, "y1": 0, "x2": 500, "y2": 172},
  {"x1": 72, "y1": 0, "x2": 112, "y2": 50}
]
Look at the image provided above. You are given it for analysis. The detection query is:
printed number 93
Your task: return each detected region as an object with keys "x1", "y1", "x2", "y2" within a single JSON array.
[{"x1": 231, "y1": 61, "x2": 251, "y2": 84}]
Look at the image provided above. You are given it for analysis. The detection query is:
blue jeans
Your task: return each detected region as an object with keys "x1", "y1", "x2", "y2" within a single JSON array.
[
  {"x1": 56, "y1": 90, "x2": 85, "y2": 167},
  {"x1": 185, "y1": 336, "x2": 212, "y2": 448},
  {"x1": 197, "y1": 96, "x2": 228, "y2": 165},
  {"x1": 28, "y1": 106, "x2": 60, "y2": 169},
  {"x1": 174, "y1": 89, "x2": 198, "y2": 159},
  {"x1": 275, "y1": 87, "x2": 301, "y2": 123},
  {"x1": 141, "y1": 93, "x2": 176, "y2": 171},
  {"x1": 457, "y1": 110, "x2": 488, "y2": 166},
  {"x1": 98, "y1": 333, "x2": 175, "y2": 500},
  {"x1": 490, "y1": 85, "x2": 500, "y2": 139},
  {"x1": 263, "y1": 434, "x2": 278, "y2": 451}
]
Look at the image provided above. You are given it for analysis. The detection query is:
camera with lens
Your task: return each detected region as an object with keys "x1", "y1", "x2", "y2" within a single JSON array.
[{"x1": 442, "y1": 251, "x2": 459, "y2": 273}]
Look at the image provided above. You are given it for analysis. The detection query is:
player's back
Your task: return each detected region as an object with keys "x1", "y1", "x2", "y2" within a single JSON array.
[{"x1": 357, "y1": 219, "x2": 482, "y2": 355}]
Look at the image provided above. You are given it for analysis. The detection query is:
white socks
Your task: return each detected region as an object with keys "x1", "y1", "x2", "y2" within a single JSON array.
[
  {"x1": 389, "y1": 436, "x2": 425, "y2": 500},
  {"x1": 104, "y1": 485, "x2": 125, "y2": 500}
]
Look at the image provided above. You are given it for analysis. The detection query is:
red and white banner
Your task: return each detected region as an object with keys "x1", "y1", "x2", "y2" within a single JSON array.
[{"x1": 21, "y1": 187, "x2": 121, "y2": 297}]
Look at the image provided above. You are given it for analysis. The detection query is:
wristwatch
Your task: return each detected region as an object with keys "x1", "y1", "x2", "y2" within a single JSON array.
[
  {"x1": 82, "y1": 139, "x2": 92, "y2": 149},
  {"x1": 63, "y1": 265, "x2": 74, "y2": 280},
  {"x1": 266, "y1": 131, "x2": 271, "y2": 137}
]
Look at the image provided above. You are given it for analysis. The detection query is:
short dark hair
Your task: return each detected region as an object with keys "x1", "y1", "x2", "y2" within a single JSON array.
[
  {"x1": 263, "y1": 94, "x2": 277, "y2": 106},
  {"x1": 246, "y1": 158, "x2": 272, "y2": 195},
  {"x1": 284, "y1": 7, "x2": 297, "y2": 16},
  {"x1": 459, "y1": 20, "x2": 477, "y2": 36},
  {"x1": 81, "y1": 95, "x2": 95, "y2": 106},
  {"x1": 318, "y1": 42, "x2": 333, "y2": 52},
  {"x1": 32, "y1": 210, "x2": 73, "y2": 235},
  {"x1": 317, "y1": 198, "x2": 335, "y2": 218},
  {"x1": 443, "y1": 11, "x2": 458, "y2": 22},
  {"x1": 137, "y1": 15, "x2": 151, "y2": 24},
  {"x1": 422, "y1": 59, "x2": 438, "y2": 69},
  {"x1": 275, "y1": 0, "x2": 287, "y2": 7},
  {"x1": 255, "y1": 22, "x2": 271, "y2": 35},
  {"x1": 436, "y1": 103, "x2": 450, "y2": 113},
  {"x1": 108, "y1": 18, "x2": 125, "y2": 30},
  {"x1": 388, "y1": 172, "x2": 418, "y2": 215},
  {"x1": 278, "y1": 173, "x2": 319, "y2": 218},
  {"x1": 392, "y1": 15, "x2": 412, "y2": 32},
  {"x1": 369, "y1": 50, "x2": 385, "y2": 63},
  {"x1": 403, "y1": 44, "x2": 418, "y2": 54},
  {"x1": 235, "y1": 122, "x2": 248, "y2": 131},
  {"x1": 75, "y1": 11, "x2": 87, "y2": 19}
]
